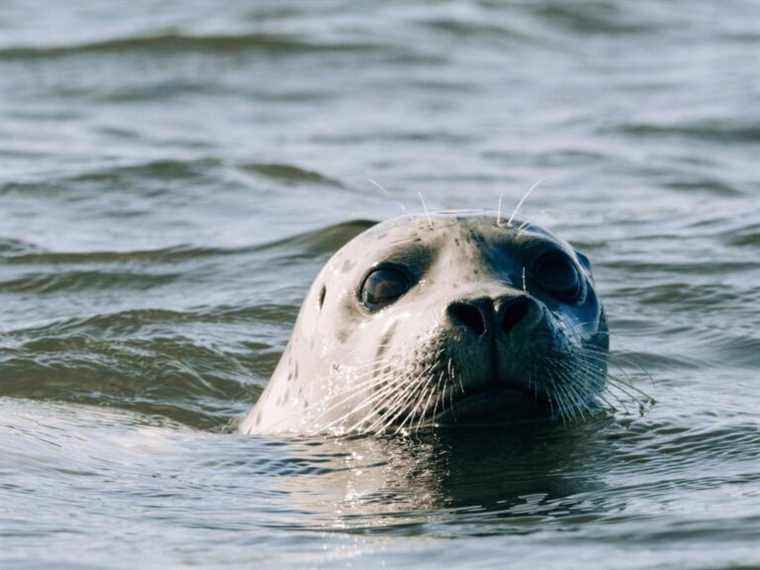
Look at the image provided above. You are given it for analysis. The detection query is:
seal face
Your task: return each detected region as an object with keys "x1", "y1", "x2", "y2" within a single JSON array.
[{"x1": 240, "y1": 212, "x2": 608, "y2": 435}]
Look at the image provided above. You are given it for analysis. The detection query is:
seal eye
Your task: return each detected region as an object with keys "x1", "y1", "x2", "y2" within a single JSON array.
[
  {"x1": 360, "y1": 267, "x2": 411, "y2": 309},
  {"x1": 531, "y1": 251, "x2": 581, "y2": 301}
]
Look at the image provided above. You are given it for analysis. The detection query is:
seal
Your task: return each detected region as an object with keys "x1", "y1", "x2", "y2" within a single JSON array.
[{"x1": 240, "y1": 212, "x2": 609, "y2": 435}]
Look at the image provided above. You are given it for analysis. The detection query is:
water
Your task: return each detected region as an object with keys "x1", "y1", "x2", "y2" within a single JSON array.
[{"x1": 2, "y1": 1, "x2": 760, "y2": 568}]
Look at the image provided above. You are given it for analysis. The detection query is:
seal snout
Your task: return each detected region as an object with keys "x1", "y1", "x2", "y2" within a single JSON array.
[{"x1": 446, "y1": 293, "x2": 537, "y2": 338}]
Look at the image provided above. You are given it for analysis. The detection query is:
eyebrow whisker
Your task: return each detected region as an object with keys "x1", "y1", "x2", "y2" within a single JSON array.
[
  {"x1": 368, "y1": 178, "x2": 407, "y2": 214},
  {"x1": 417, "y1": 191, "x2": 433, "y2": 229},
  {"x1": 507, "y1": 179, "x2": 543, "y2": 227},
  {"x1": 496, "y1": 193, "x2": 504, "y2": 226}
]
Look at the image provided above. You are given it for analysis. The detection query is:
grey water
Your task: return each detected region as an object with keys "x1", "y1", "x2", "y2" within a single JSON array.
[{"x1": 2, "y1": 1, "x2": 760, "y2": 568}]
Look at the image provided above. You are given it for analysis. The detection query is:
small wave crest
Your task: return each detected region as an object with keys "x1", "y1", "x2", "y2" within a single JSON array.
[{"x1": 0, "y1": 32, "x2": 385, "y2": 61}]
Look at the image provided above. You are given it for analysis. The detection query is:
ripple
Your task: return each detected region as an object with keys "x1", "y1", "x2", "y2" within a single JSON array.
[
  {"x1": 625, "y1": 282, "x2": 742, "y2": 311},
  {"x1": 601, "y1": 259, "x2": 760, "y2": 275},
  {"x1": 0, "y1": 331, "x2": 259, "y2": 430},
  {"x1": 0, "y1": 32, "x2": 385, "y2": 61},
  {"x1": 0, "y1": 157, "x2": 223, "y2": 198},
  {"x1": 311, "y1": 130, "x2": 476, "y2": 145},
  {"x1": 724, "y1": 223, "x2": 760, "y2": 247},
  {"x1": 0, "y1": 271, "x2": 178, "y2": 294},
  {"x1": 530, "y1": 2, "x2": 660, "y2": 35},
  {"x1": 5, "y1": 245, "x2": 233, "y2": 266},
  {"x1": 3, "y1": 219, "x2": 374, "y2": 269},
  {"x1": 663, "y1": 177, "x2": 742, "y2": 196},
  {"x1": 239, "y1": 162, "x2": 345, "y2": 188},
  {"x1": 254, "y1": 219, "x2": 376, "y2": 255},
  {"x1": 0, "y1": 238, "x2": 40, "y2": 256},
  {"x1": 613, "y1": 121, "x2": 760, "y2": 143},
  {"x1": 419, "y1": 16, "x2": 539, "y2": 44},
  {"x1": 701, "y1": 333, "x2": 760, "y2": 369},
  {"x1": 609, "y1": 419, "x2": 760, "y2": 474}
]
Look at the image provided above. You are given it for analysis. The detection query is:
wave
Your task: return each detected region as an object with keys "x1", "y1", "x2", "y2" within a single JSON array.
[
  {"x1": 0, "y1": 218, "x2": 379, "y2": 428},
  {"x1": 0, "y1": 32, "x2": 384, "y2": 60},
  {"x1": 530, "y1": 2, "x2": 657, "y2": 35},
  {"x1": 723, "y1": 223, "x2": 760, "y2": 247},
  {"x1": 4, "y1": 245, "x2": 233, "y2": 265},
  {"x1": 254, "y1": 219, "x2": 376, "y2": 255},
  {"x1": 238, "y1": 162, "x2": 345, "y2": 188},
  {"x1": 0, "y1": 157, "x2": 222, "y2": 199},
  {"x1": 4, "y1": 219, "x2": 376, "y2": 267},
  {"x1": 0, "y1": 311, "x2": 276, "y2": 430},
  {"x1": 0, "y1": 238, "x2": 41, "y2": 255},
  {"x1": 0, "y1": 270, "x2": 179, "y2": 294},
  {"x1": 611, "y1": 121, "x2": 760, "y2": 143}
]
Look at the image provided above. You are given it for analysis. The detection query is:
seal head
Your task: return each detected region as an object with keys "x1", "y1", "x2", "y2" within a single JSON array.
[{"x1": 241, "y1": 212, "x2": 608, "y2": 435}]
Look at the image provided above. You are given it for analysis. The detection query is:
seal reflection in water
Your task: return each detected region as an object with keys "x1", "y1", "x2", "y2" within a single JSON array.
[{"x1": 241, "y1": 212, "x2": 609, "y2": 435}]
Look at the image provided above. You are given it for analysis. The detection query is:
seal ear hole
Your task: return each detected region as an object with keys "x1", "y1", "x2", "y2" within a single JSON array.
[{"x1": 318, "y1": 285, "x2": 327, "y2": 310}]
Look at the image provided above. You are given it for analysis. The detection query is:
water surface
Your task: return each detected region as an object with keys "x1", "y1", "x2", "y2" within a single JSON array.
[{"x1": 2, "y1": 1, "x2": 760, "y2": 568}]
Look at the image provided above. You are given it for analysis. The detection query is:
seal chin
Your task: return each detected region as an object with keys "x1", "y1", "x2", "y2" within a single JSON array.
[{"x1": 436, "y1": 382, "x2": 551, "y2": 425}]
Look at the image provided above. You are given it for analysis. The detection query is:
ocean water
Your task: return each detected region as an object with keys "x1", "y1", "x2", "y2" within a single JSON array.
[{"x1": 2, "y1": 1, "x2": 760, "y2": 568}]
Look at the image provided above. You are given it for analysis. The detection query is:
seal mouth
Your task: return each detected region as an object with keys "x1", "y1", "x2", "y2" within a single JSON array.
[{"x1": 435, "y1": 381, "x2": 551, "y2": 425}]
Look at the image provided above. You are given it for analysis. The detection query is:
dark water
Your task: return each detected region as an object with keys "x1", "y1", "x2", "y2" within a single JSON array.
[{"x1": 2, "y1": 1, "x2": 760, "y2": 568}]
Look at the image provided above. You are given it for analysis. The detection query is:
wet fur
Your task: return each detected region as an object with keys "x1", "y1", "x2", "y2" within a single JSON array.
[{"x1": 240, "y1": 213, "x2": 652, "y2": 436}]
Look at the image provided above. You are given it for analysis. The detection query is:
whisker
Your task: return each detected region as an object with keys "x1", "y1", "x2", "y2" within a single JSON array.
[
  {"x1": 416, "y1": 380, "x2": 438, "y2": 431},
  {"x1": 367, "y1": 178, "x2": 407, "y2": 213},
  {"x1": 324, "y1": 372, "x2": 410, "y2": 432},
  {"x1": 418, "y1": 191, "x2": 433, "y2": 229},
  {"x1": 367, "y1": 364, "x2": 438, "y2": 433},
  {"x1": 507, "y1": 178, "x2": 543, "y2": 227},
  {"x1": 397, "y1": 373, "x2": 435, "y2": 432}
]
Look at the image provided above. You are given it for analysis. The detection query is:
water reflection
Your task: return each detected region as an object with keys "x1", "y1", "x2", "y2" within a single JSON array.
[{"x1": 273, "y1": 419, "x2": 617, "y2": 533}]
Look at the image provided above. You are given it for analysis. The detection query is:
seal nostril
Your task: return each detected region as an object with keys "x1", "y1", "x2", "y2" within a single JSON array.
[
  {"x1": 501, "y1": 297, "x2": 531, "y2": 333},
  {"x1": 447, "y1": 302, "x2": 488, "y2": 336}
]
